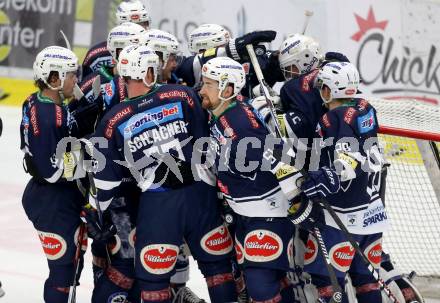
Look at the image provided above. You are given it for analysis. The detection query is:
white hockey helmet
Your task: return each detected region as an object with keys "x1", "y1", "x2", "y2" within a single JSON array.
[
  {"x1": 315, "y1": 61, "x2": 360, "y2": 103},
  {"x1": 117, "y1": 45, "x2": 160, "y2": 87},
  {"x1": 201, "y1": 57, "x2": 246, "y2": 101},
  {"x1": 143, "y1": 29, "x2": 180, "y2": 68},
  {"x1": 188, "y1": 24, "x2": 230, "y2": 54},
  {"x1": 107, "y1": 22, "x2": 146, "y2": 62},
  {"x1": 116, "y1": 0, "x2": 151, "y2": 27},
  {"x1": 33, "y1": 46, "x2": 78, "y2": 90},
  {"x1": 278, "y1": 34, "x2": 322, "y2": 80}
]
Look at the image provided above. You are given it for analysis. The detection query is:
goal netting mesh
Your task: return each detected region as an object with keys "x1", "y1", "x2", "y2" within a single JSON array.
[{"x1": 368, "y1": 97, "x2": 440, "y2": 283}]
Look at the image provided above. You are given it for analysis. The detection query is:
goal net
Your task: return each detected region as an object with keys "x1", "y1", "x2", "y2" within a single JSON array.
[{"x1": 369, "y1": 97, "x2": 440, "y2": 295}]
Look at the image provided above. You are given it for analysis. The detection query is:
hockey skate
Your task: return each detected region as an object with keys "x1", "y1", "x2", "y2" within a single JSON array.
[{"x1": 171, "y1": 286, "x2": 206, "y2": 303}]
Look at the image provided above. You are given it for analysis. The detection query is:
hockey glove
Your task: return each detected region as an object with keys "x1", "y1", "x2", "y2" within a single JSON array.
[
  {"x1": 226, "y1": 30, "x2": 276, "y2": 61},
  {"x1": 69, "y1": 102, "x2": 101, "y2": 138},
  {"x1": 249, "y1": 96, "x2": 283, "y2": 135},
  {"x1": 81, "y1": 204, "x2": 116, "y2": 244},
  {"x1": 300, "y1": 167, "x2": 340, "y2": 200},
  {"x1": 287, "y1": 195, "x2": 325, "y2": 232}
]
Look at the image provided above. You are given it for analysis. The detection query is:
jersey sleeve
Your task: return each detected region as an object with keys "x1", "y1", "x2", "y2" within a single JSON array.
[
  {"x1": 174, "y1": 56, "x2": 197, "y2": 87},
  {"x1": 25, "y1": 103, "x2": 70, "y2": 183},
  {"x1": 91, "y1": 110, "x2": 125, "y2": 211}
]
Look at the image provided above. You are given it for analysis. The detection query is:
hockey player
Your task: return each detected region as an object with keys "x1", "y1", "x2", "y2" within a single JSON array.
[
  {"x1": 144, "y1": 29, "x2": 181, "y2": 84},
  {"x1": 81, "y1": 0, "x2": 151, "y2": 79},
  {"x1": 188, "y1": 24, "x2": 230, "y2": 55},
  {"x1": 200, "y1": 56, "x2": 324, "y2": 302},
  {"x1": 88, "y1": 45, "x2": 237, "y2": 303},
  {"x1": 20, "y1": 46, "x2": 86, "y2": 303},
  {"x1": 175, "y1": 30, "x2": 281, "y2": 92},
  {"x1": 298, "y1": 61, "x2": 388, "y2": 303}
]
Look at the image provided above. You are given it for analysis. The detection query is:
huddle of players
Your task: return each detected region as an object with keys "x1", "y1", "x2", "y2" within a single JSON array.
[{"x1": 20, "y1": 1, "x2": 424, "y2": 303}]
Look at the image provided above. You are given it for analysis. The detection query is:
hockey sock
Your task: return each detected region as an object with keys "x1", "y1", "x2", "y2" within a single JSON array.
[
  {"x1": 313, "y1": 274, "x2": 348, "y2": 303},
  {"x1": 245, "y1": 267, "x2": 283, "y2": 302},
  {"x1": 138, "y1": 280, "x2": 171, "y2": 303},
  {"x1": 279, "y1": 275, "x2": 297, "y2": 303},
  {"x1": 43, "y1": 279, "x2": 69, "y2": 303},
  {"x1": 199, "y1": 261, "x2": 237, "y2": 303},
  {"x1": 355, "y1": 282, "x2": 381, "y2": 303}
]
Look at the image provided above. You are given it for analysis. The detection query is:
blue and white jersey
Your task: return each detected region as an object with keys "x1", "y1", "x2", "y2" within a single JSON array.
[
  {"x1": 208, "y1": 100, "x2": 294, "y2": 218},
  {"x1": 92, "y1": 84, "x2": 208, "y2": 211},
  {"x1": 315, "y1": 98, "x2": 389, "y2": 234},
  {"x1": 20, "y1": 93, "x2": 80, "y2": 183}
]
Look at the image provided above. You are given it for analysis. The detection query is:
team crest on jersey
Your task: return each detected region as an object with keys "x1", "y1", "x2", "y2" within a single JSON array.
[
  {"x1": 107, "y1": 291, "x2": 128, "y2": 303},
  {"x1": 304, "y1": 236, "x2": 318, "y2": 265},
  {"x1": 119, "y1": 102, "x2": 183, "y2": 138},
  {"x1": 37, "y1": 231, "x2": 67, "y2": 260},
  {"x1": 244, "y1": 230, "x2": 283, "y2": 262},
  {"x1": 200, "y1": 225, "x2": 233, "y2": 255},
  {"x1": 329, "y1": 242, "x2": 355, "y2": 272},
  {"x1": 140, "y1": 244, "x2": 178, "y2": 274},
  {"x1": 364, "y1": 238, "x2": 382, "y2": 268},
  {"x1": 74, "y1": 226, "x2": 88, "y2": 251},
  {"x1": 357, "y1": 109, "x2": 376, "y2": 134},
  {"x1": 235, "y1": 236, "x2": 244, "y2": 264}
]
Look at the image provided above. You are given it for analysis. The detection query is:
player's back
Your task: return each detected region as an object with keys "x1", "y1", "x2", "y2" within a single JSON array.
[
  {"x1": 210, "y1": 100, "x2": 289, "y2": 217},
  {"x1": 280, "y1": 69, "x2": 326, "y2": 139},
  {"x1": 317, "y1": 98, "x2": 381, "y2": 211},
  {"x1": 96, "y1": 84, "x2": 207, "y2": 190}
]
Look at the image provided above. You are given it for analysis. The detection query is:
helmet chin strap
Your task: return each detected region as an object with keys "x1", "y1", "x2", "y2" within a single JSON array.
[
  {"x1": 46, "y1": 79, "x2": 65, "y2": 101},
  {"x1": 320, "y1": 89, "x2": 332, "y2": 105},
  {"x1": 210, "y1": 87, "x2": 236, "y2": 117}
]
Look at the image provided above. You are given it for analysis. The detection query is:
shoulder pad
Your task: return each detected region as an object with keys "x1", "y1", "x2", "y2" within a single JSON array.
[
  {"x1": 356, "y1": 108, "x2": 377, "y2": 134},
  {"x1": 104, "y1": 105, "x2": 133, "y2": 139}
]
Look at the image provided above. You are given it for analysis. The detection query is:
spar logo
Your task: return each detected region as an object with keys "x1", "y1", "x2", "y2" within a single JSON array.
[
  {"x1": 364, "y1": 238, "x2": 382, "y2": 268},
  {"x1": 140, "y1": 244, "x2": 178, "y2": 274},
  {"x1": 352, "y1": 6, "x2": 440, "y2": 103},
  {"x1": 329, "y1": 242, "x2": 355, "y2": 272},
  {"x1": 128, "y1": 228, "x2": 136, "y2": 248},
  {"x1": 37, "y1": 230, "x2": 67, "y2": 260},
  {"x1": 200, "y1": 225, "x2": 233, "y2": 255},
  {"x1": 244, "y1": 230, "x2": 283, "y2": 262}
]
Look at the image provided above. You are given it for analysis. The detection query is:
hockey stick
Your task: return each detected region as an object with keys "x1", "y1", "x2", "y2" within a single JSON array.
[
  {"x1": 80, "y1": 138, "x2": 112, "y2": 266},
  {"x1": 246, "y1": 44, "x2": 283, "y2": 138},
  {"x1": 317, "y1": 198, "x2": 401, "y2": 303},
  {"x1": 67, "y1": 222, "x2": 86, "y2": 303},
  {"x1": 313, "y1": 227, "x2": 343, "y2": 303},
  {"x1": 301, "y1": 10, "x2": 314, "y2": 35}
]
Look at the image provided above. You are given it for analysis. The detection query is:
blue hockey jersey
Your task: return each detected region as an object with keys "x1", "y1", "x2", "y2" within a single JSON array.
[
  {"x1": 82, "y1": 41, "x2": 113, "y2": 80},
  {"x1": 20, "y1": 93, "x2": 81, "y2": 183},
  {"x1": 209, "y1": 100, "x2": 300, "y2": 218},
  {"x1": 314, "y1": 98, "x2": 389, "y2": 234},
  {"x1": 92, "y1": 84, "x2": 208, "y2": 210}
]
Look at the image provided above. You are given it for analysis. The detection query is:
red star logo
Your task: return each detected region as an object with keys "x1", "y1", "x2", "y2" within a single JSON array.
[{"x1": 351, "y1": 6, "x2": 388, "y2": 42}]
